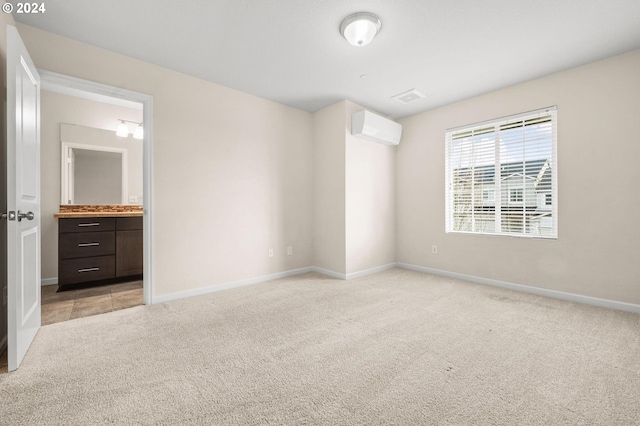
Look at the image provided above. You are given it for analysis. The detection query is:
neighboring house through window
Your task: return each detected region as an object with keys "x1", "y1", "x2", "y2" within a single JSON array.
[{"x1": 445, "y1": 107, "x2": 557, "y2": 238}]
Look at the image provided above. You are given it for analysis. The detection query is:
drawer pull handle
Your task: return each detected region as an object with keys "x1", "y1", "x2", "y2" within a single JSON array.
[
  {"x1": 78, "y1": 267, "x2": 99, "y2": 273},
  {"x1": 78, "y1": 242, "x2": 100, "y2": 247},
  {"x1": 78, "y1": 223, "x2": 100, "y2": 227}
]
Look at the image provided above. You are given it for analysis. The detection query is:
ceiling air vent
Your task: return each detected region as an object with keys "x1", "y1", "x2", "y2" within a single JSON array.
[{"x1": 392, "y1": 88, "x2": 426, "y2": 104}]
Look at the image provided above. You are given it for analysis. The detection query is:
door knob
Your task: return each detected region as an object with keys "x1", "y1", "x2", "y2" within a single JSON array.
[
  {"x1": 1, "y1": 211, "x2": 16, "y2": 221},
  {"x1": 17, "y1": 211, "x2": 35, "y2": 222}
]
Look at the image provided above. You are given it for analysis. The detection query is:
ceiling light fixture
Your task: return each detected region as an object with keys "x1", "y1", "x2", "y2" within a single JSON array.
[
  {"x1": 340, "y1": 12, "x2": 381, "y2": 47},
  {"x1": 116, "y1": 119, "x2": 143, "y2": 139}
]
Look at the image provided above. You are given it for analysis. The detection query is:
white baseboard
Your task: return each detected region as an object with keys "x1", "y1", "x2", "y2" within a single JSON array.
[
  {"x1": 310, "y1": 263, "x2": 397, "y2": 280},
  {"x1": 153, "y1": 263, "x2": 397, "y2": 304},
  {"x1": 397, "y1": 262, "x2": 640, "y2": 314},
  {"x1": 153, "y1": 267, "x2": 313, "y2": 304},
  {"x1": 310, "y1": 266, "x2": 346, "y2": 280},
  {"x1": 41, "y1": 278, "x2": 58, "y2": 286},
  {"x1": 345, "y1": 263, "x2": 397, "y2": 280},
  {"x1": 152, "y1": 261, "x2": 640, "y2": 315}
]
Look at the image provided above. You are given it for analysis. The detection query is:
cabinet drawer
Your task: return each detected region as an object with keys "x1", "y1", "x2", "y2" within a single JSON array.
[
  {"x1": 59, "y1": 256, "x2": 115, "y2": 285},
  {"x1": 59, "y1": 231, "x2": 115, "y2": 260},
  {"x1": 59, "y1": 217, "x2": 116, "y2": 234},
  {"x1": 116, "y1": 216, "x2": 143, "y2": 230}
]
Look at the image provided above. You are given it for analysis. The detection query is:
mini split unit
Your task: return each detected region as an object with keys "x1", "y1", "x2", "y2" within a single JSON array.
[{"x1": 351, "y1": 110, "x2": 402, "y2": 146}]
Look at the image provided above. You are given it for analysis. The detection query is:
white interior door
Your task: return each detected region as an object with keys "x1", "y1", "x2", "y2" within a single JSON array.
[{"x1": 6, "y1": 25, "x2": 41, "y2": 372}]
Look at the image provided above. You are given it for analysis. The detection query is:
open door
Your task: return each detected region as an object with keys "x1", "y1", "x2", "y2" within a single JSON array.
[{"x1": 6, "y1": 25, "x2": 41, "y2": 371}]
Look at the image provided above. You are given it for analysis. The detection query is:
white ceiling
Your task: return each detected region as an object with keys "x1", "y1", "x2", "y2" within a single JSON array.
[{"x1": 13, "y1": 0, "x2": 640, "y2": 119}]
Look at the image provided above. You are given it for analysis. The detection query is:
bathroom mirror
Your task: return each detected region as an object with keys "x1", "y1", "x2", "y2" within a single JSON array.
[
  {"x1": 62, "y1": 143, "x2": 127, "y2": 204},
  {"x1": 60, "y1": 124, "x2": 143, "y2": 205}
]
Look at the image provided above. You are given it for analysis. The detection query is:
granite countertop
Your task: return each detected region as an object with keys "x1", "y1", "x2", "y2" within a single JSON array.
[
  {"x1": 54, "y1": 204, "x2": 143, "y2": 219},
  {"x1": 54, "y1": 211, "x2": 143, "y2": 219}
]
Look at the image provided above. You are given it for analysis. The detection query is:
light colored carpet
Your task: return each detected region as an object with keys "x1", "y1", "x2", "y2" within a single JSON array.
[{"x1": 1, "y1": 268, "x2": 639, "y2": 425}]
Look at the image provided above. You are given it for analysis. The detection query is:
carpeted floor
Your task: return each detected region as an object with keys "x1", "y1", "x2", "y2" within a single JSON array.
[{"x1": 1, "y1": 268, "x2": 638, "y2": 425}]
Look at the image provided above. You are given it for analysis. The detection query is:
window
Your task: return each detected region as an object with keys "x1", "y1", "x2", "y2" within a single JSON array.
[
  {"x1": 545, "y1": 193, "x2": 552, "y2": 206},
  {"x1": 483, "y1": 189, "x2": 495, "y2": 202},
  {"x1": 509, "y1": 188, "x2": 523, "y2": 203},
  {"x1": 445, "y1": 107, "x2": 557, "y2": 238}
]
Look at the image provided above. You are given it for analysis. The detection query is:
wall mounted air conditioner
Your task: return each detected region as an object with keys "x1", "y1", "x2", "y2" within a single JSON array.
[{"x1": 351, "y1": 110, "x2": 402, "y2": 146}]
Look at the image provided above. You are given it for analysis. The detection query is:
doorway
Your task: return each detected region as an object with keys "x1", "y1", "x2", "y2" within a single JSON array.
[
  {"x1": 1, "y1": 70, "x2": 154, "y2": 373},
  {"x1": 39, "y1": 70, "x2": 154, "y2": 307},
  {"x1": 41, "y1": 88, "x2": 143, "y2": 324}
]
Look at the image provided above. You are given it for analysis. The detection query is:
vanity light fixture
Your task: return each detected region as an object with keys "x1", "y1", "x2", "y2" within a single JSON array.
[
  {"x1": 133, "y1": 124, "x2": 144, "y2": 140},
  {"x1": 340, "y1": 12, "x2": 381, "y2": 47},
  {"x1": 116, "y1": 119, "x2": 143, "y2": 139},
  {"x1": 116, "y1": 120, "x2": 130, "y2": 137}
]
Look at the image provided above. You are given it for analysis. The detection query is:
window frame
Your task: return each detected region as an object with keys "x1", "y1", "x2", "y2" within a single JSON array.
[
  {"x1": 509, "y1": 188, "x2": 524, "y2": 204},
  {"x1": 445, "y1": 107, "x2": 558, "y2": 239}
]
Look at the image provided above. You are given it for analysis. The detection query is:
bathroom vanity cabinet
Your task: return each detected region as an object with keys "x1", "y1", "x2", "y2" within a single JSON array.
[{"x1": 58, "y1": 215, "x2": 142, "y2": 290}]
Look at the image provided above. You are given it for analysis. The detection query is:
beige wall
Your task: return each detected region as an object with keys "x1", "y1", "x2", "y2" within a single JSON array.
[
  {"x1": 397, "y1": 49, "x2": 640, "y2": 305},
  {"x1": 344, "y1": 101, "x2": 396, "y2": 274},
  {"x1": 312, "y1": 100, "x2": 397, "y2": 276},
  {"x1": 18, "y1": 24, "x2": 314, "y2": 297},
  {"x1": 313, "y1": 102, "x2": 346, "y2": 274},
  {"x1": 40, "y1": 91, "x2": 142, "y2": 281}
]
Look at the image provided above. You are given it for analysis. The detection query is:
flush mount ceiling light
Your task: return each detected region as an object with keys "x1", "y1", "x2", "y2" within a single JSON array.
[{"x1": 340, "y1": 12, "x2": 381, "y2": 47}]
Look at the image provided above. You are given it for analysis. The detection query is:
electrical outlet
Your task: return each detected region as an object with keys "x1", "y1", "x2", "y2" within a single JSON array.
[
  {"x1": 432, "y1": 245, "x2": 438, "y2": 255},
  {"x1": 287, "y1": 246, "x2": 293, "y2": 256},
  {"x1": 2, "y1": 286, "x2": 7, "y2": 306},
  {"x1": 268, "y1": 248, "x2": 274, "y2": 258}
]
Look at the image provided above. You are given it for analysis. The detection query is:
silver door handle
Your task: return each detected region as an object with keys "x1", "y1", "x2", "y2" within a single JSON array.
[
  {"x1": 78, "y1": 242, "x2": 100, "y2": 247},
  {"x1": 17, "y1": 211, "x2": 34, "y2": 222},
  {"x1": 1, "y1": 211, "x2": 16, "y2": 221}
]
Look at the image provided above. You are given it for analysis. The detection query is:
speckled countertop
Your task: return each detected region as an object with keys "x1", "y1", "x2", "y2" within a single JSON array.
[
  {"x1": 54, "y1": 211, "x2": 143, "y2": 219},
  {"x1": 54, "y1": 204, "x2": 143, "y2": 219}
]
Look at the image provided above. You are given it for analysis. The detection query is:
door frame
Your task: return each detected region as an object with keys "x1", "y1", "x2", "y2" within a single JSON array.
[{"x1": 39, "y1": 70, "x2": 154, "y2": 305}]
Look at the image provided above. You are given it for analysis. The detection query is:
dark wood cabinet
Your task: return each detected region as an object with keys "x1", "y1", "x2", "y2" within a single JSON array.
[
  {"x1": 60, "y1": 256, "x2": 116, "y2": 285},
  {"x1": 59, "y1": 231, "x2": 115, "y2": 259},
  {"x1": 58, "y1": 216, "x2": 143, "y2": 290},
  {"x1": 59, "y1": 217, "x2": 115, "y2": 234},
  {"x1": 116, "y1": 217, "x2": 143, "y2": 277}
]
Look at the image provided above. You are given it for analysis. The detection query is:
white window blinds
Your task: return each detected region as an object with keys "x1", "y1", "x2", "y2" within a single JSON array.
[{"x1": 445, "y1": 107, "x2": 557, "y2": 238}]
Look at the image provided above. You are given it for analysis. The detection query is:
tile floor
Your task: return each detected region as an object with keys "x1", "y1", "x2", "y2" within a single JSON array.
[
  {"x1": 41, "y1": 280, "x2": 143, "y2": 325},
  {"x1": 0, "y1": 280, "x2": 143, "y2": 374}
]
